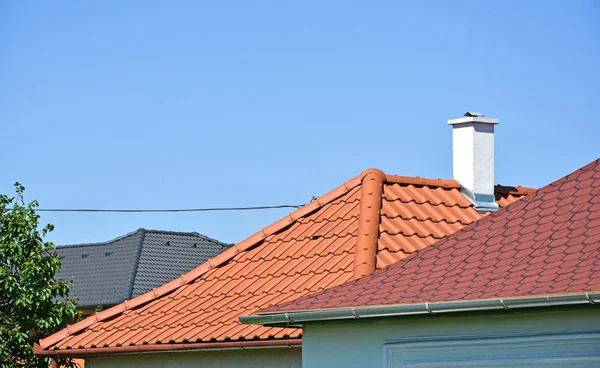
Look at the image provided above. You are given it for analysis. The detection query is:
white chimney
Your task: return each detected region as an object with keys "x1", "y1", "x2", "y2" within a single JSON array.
[{"x1": 448, "y1": 112, "x2": 499, "y2": 212}]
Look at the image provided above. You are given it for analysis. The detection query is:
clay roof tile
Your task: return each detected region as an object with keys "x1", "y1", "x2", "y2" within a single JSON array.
[
  {"x1": 37, "y1": 169, "x2": 533, "y2": 356},
  {"x1": 264, "y1": 159, "x2": 600, "y2": 313}
]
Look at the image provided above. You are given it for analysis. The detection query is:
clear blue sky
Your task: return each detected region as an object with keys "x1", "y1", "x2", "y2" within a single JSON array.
[{"x1": 2, "y1": 1, "x2": 599, "y2": 245}]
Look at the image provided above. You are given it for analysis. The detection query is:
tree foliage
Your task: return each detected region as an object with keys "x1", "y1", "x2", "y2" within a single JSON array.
[{"x1": 0, "y1": 183, "x2": 79, "y2": 368}]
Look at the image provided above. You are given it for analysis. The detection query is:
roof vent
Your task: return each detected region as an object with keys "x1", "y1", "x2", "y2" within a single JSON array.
[{"x1": 448, "y1": 112, "x2": 500, "y2": 213}]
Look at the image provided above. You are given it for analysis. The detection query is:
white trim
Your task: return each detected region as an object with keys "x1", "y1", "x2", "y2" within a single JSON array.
[
  {"x1": 448, "y1": 117, "x2": 499, "y2": 125},
  {"x1": 383, "y1": 330, "x2": 600, "y2": 368},
  {"x1": 239, "y1": 293, "x2": 600, "y2": 326}
]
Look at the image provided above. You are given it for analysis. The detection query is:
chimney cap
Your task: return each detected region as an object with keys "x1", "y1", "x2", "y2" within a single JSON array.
[
  {"x1": 464, "y1": 111, "x2": 484, "y2": 117},
  {"x1": 448, "y1": 112, "x2": 499, "y2": 126}
]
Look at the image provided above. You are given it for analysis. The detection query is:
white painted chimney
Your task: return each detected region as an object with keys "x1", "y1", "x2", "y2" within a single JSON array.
[{"x1": 448, "y1": 112, "x2": 499, "y2": 212}]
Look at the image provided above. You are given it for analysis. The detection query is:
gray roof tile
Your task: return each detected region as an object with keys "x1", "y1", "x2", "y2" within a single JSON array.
[{"x1": 55, "y1": 229, "x2": 231, "y2": 307}]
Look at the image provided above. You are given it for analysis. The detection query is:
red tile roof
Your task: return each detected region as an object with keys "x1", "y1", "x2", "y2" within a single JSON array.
[
  {"x1": 35, "y1": 169, "x2": 532, "y2": 357},
  {"x1": 260, "y1": 159, "x2": 600, "y2": 313}
]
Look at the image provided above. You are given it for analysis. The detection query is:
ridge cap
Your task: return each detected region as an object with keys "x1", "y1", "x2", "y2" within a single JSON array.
[
  {"x1": 56, "y1": 230, "x2": 140, "y2": 249},
  {"x1": 352, "y1": 169, "x2": 385, "y2": 279},
  {"x1": 124, "y1": 229, "x2": 146, "y2": 301},
  {"x1": 384, "y1": 174, "x2": 535, "y2": 194},
  {"x1": 385, "y1": 175, "x2": 460, "y2": 188},
  {"x1": 144, "y1": 229, "x2": 231, "y2": 247},
  {"x1": 360, "y1": 168, "x2": 386, "y2": 181},
  {"x1": 494, "y1": 184, "x2": 537, "y2": 195}
]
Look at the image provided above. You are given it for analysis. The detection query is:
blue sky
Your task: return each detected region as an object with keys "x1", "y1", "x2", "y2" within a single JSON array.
[{"x1": 1, "y1": 1, "x2": 599, "y2": 245}]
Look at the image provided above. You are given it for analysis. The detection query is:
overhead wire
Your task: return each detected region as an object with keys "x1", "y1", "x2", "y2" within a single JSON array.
[{"x1": 3, "y1": 204, "x2": 305, "y2": 213}]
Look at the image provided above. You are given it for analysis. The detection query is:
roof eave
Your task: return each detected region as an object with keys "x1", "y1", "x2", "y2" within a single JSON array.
[
  {"x1": 34, "y1": 339, "x2": 302, "y2": 358},
  {"x1": 239, "y1": 292, "x2": 600, "y2": 326}
]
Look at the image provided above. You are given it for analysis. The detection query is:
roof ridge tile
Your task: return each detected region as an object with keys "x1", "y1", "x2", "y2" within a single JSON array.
[
  {"x1": 494, "y1": 185, "x2": 536, "y2": 196},
  {"x1": 353, "y1": 169, "x2": 386, "y2": 278},
  {"x1": 385, "y1": 175, "x2": 460, "y2": 188},
  {"x1": 124, "y1": 229, "x2": 146, "y2": 301}
]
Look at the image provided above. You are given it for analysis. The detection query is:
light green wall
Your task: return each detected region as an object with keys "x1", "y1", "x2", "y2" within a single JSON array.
[
  {"x1": 302, "y1": 308, "x2": 600, "y2": 368},
  {"x1": 86, "y1": 347, "x2": 301, "y2": 368}
]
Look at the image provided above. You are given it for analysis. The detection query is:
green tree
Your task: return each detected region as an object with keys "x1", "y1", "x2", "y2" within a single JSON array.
[{"x1": 0, "y1": 183, "x2": 78, "y2": 368}]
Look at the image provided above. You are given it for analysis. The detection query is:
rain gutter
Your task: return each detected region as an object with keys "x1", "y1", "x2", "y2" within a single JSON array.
[
  {"x1": 239, "y1": 293, "x2": 600, "y2": 326},
  {"x1": 34, "y1": 339, "x2": 302, "y2": 358}
]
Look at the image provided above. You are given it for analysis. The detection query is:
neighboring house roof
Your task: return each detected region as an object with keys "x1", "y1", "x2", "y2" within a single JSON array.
[
  {"x1": 56, "y1": 229, "x2": 231, "y2": 307},
  {"x1": 249, "y1": 159, "x2": 600, "y2": 319},
  {"x1": 36, "y1": 169, "x2": 532, "y2": 357}
]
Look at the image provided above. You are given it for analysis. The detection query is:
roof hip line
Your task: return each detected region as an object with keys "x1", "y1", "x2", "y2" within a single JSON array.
[
  {"x1": 353, "y1": 169, "x2": 386, "y2": 279},
  {"x1": 38, "y1": 172, "x2": 365, "y2": 351},
  {"x1": 124, "y1": 229, "x2": 146, "y2": 301}
]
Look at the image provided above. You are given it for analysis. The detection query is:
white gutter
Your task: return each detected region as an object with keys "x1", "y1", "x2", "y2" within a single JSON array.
[{"x1": 239, "y1": 293, "x2": 600, "y2": 326}]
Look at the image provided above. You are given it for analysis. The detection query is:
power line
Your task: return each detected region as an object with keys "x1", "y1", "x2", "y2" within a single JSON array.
[{"x1": 4, "y1": 204, "x2": 305, "y2": 213}]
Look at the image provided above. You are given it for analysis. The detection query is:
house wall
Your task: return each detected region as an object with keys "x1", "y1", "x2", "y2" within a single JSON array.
[
  {"x1": 86, "y1": 347, "x2": 301, "y2": 368},
  {"x1": 302, "y1": 308, "x2": 600, "y2": 368}
]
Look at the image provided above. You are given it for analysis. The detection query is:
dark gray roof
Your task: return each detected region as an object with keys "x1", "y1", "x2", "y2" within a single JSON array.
[{"x1": 55, "y1": 229, "x2": 231, "y2": 308}]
